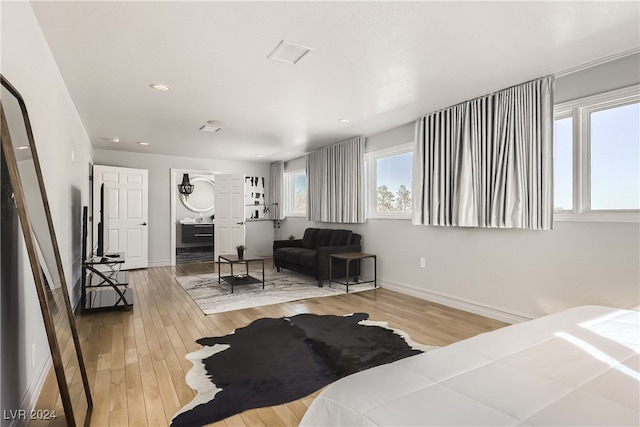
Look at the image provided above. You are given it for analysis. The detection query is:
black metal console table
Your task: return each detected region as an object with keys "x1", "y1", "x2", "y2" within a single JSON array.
[
  {"x1": 218, "y1": 254, "x2": 265, "y2": 293},
  {"x1": 82, "y1": 252, "x2": 132, "y2": 312}
]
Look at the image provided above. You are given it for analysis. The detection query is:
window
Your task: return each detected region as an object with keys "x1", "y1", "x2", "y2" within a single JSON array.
[
  {"x1": 366, "y1": 143, "x2": 413, "y2": 219},
  {"x1": 284, "y1": 169, "x2": 307, "y2": 216},
  {"x1": 554, "y1": 85, "x2": 639, "y2": 221},
  {"x1": 553, "y1": 116, "x2": 573, "y2": 211},
  {"x1": 590, "y1": 103, "x2": 639, "y2": 210}
]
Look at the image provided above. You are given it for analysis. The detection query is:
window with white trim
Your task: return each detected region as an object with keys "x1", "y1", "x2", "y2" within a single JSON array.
[
  {"x1": 366, "y1": 143, "x2": 414, "y2": 219},
  {"x1": 554, "y1": 85, "x2": 639, "y2": 221},
  {"x1": 284, "y1": 169, "x2": 307, "y2": 216}
]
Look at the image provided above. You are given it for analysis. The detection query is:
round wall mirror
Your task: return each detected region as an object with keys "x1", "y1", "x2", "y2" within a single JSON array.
[{"x1": 180, "y1": 176, "x2": 215, "y2": 212}]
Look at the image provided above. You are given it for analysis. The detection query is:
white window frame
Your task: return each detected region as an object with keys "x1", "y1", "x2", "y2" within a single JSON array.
[
  {"x1": 366, "y1": 142, "x2": 414, "y2": 220},
  {"x1": 284, "y1": 168, "x2": 307, "y2": 217},
  {"x1": 554, "y1": 85, "x2": 639, "y2": 222}
]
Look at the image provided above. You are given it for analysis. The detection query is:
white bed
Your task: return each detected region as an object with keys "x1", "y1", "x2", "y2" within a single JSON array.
[{"x1": 300, "y1": 305, "x2": 639, "y2": 426}]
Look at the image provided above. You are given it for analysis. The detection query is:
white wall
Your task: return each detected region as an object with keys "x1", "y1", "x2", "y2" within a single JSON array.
[
  {"x1": 280, "y1": 55, "x2": 640, "y2": 322},
  {"x1": 555, "y1": 53, "x2": 640, "y2": 103},
  {"x1": 1, "y1": 1, "x2": 94, "y2": 423},
  {"x1": 93, "y1": 149, "x2": 273, "y2": 264}
]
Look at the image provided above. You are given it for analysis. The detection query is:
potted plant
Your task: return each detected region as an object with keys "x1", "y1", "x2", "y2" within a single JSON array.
[
  {"x1": 235, "y1": 244, "x2": 246, "y2": 259},
  {"x1": 288, "y1": 234, "x2": 295, "y2": 240}
]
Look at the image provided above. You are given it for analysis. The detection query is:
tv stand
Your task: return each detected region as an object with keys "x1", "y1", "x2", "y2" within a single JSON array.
[{"x1": 82, "y1": 252, "x2": 132, "y2": 312}]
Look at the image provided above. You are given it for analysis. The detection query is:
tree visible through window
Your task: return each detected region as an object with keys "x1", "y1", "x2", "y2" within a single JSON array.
[
  {"x1": 376, "y1": 184, "x2": 411, "y2": 212},
  {"x1": 285, "y1": 170, "x2": 306, "y2": 216},
  {"x1": 367, "y1": 145, "x2": 413, "y2": 217},
  {"x1": 292, "y1": 172, "x2": 307, "y2": 214}
]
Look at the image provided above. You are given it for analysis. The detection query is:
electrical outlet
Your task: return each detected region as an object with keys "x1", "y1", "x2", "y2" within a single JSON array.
[
  {"x1": 419, "y1": 257, "x2": 426, "y2": 269},
  {"x1": 32, "y1": 344, "x2": 37, "y2": 368}
]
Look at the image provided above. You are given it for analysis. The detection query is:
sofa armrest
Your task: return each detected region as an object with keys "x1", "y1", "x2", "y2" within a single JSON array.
[
  {"x1": 316, "y1": 244, "x2": 362, "y2": 280},
  {"x1": 273, "y1": 239, "x2": 304, "y2": 250}
]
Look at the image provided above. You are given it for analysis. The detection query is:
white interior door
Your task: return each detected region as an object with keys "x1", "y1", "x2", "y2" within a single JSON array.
[
  {"x1": 214, "y1": 174, "x2": 245, "y2": 258},
  {"x1": 93, "y1": 165, "x2": 149, "y2": 270}
]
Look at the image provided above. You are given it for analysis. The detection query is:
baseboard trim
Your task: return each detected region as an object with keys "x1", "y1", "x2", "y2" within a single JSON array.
[
  {"x1": 149, "y1": 260, "x2": 172, "y2": 268},
  {"x1": 380, "y1": 279, "x2": 534, "y2": 324},
  {"x1": 11, "y1": 356, "x2": 52, "y2": 427}
]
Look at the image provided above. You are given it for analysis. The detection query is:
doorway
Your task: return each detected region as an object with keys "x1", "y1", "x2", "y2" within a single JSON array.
[
  {"x1": 170, "y1": 169, "x2": 218, "y2": 268},
  {"x1": 93, "y1": 164, "x2": 149, "y2": 270}
]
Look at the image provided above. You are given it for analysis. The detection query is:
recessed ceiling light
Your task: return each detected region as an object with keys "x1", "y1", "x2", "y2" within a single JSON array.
[
  {"x1": 137, "y1": 142, "x2": 150, "y2": 146},
  {"x1": 17, "y1": 145, "x2": 29, "y2": 150},
  {"x1": 267, "y1": 40, "x2": 314, "y2": 65},
  {"x1": 149, "y1": 83, "x2": 171, "y2": 91},
  {"x1": 254, "y1": 154, "x2": 264, "y2": 158},
  {"x1": 338, "y1": 118, "x2": 351, "y2": 124},
  {"x1": 108, "y1": 137, "x2": 120, "y2": 143}
]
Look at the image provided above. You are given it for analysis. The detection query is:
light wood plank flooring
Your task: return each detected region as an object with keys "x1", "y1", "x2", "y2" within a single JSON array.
[{"x1": 34, "y1": 261, "x2": 508, "y2": 426}]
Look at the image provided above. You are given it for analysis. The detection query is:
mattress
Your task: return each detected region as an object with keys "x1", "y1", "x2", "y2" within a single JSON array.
[{"x1": 300, "y1": 305, "x2": 639, "y2": 426}]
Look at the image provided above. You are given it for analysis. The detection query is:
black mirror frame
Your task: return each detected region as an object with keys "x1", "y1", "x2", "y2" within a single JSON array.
[{"x1": 0, "y1": 75, "x2": 92, "y2": 427}]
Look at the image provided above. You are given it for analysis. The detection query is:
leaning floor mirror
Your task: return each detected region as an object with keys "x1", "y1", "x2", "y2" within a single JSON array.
[{"x1": 1, "y1": 75, "x2": 92, "y2": 426}]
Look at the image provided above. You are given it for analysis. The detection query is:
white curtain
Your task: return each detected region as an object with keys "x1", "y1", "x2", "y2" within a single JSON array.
[
  {"x1": 306, "y1": 137, "x2": 366, "y2": 223},
  {"x1": 269, "y1": 161, "x2": 285, "y2": 220},
  {"x1": 412, "y1": 76, "x2": 554, "y2": 230}
]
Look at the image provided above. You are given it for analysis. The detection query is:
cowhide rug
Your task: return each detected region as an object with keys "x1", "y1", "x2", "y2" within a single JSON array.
[{"x1": 171, "y1": 312, "x2": 435, "y2": 427}]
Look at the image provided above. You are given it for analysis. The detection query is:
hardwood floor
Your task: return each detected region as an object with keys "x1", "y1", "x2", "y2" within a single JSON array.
[{"x1": 34, "y1": 262, "x2": 507, "y2": 427}]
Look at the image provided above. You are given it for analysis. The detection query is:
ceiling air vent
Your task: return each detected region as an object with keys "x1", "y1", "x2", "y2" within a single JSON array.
[
  {"x1": 267, "y1": 40, "x2": 313, "y2": 65},
  {"x1": 199, "y1": 125, "x2": 222, "y2": 133},
  {"x1": 199, "y1": 120, "x2": 224, "y2": 133}
]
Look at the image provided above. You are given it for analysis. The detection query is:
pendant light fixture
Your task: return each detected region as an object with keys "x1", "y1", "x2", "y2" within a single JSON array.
[{"x1": 178, "y1": 173, "x2": 194, "y2": 198}]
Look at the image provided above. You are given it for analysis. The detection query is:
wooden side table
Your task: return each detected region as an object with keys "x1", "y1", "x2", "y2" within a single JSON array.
[{"x1": 329, "y1": 252, "x2": 377, "y2": 293}]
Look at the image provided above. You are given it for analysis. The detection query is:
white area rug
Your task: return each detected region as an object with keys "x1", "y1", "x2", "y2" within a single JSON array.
[{"x1": 176, "y1": 268, "x2": 375, "y2": 315}]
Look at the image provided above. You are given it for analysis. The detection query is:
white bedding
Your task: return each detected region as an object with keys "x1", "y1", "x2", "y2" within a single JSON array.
[{"x1": 300, "y1": 305, "x2": 639, "y2": 426}]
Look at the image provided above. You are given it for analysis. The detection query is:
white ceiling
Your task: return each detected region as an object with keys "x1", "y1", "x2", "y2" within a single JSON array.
[{"x1": 30, "y1": 1, "x2": 640, "y2": 163}]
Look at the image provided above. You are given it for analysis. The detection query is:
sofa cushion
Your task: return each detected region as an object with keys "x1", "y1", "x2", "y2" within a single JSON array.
[
  {"x1": 302, "y1": 228, "x2": 319, "y2": 249},
  {"x1": 298, "y1": 250, "x2": 317, "y2": 268},
  {"x1": 330, "y1": 230, "x2": 353, "y2": 246},
  {"x1": 315, "y1": 229, "x2": 333, "y2": 248},
  {"x1": 274, "y1": 247, "x2": 290, "y2": 261},
  {"x1": 285, "y1": 247, "x2": 311, "y2": 264},
  {"x1": 275, "y1": 247, "x2": 310, "y2": 262}
]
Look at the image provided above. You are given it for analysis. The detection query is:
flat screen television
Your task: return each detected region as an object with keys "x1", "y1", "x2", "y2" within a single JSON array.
[
  {"x1": 96, "y1": 183, "x2": 110, "y2": 257},
  {"x1": 82, "y1": 206, "x2": 88, "y2": 262}
]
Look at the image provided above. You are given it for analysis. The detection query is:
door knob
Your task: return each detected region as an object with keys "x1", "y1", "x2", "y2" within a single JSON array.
[
  {"x1": 236, "y1": 222, "x2": 244, "y2": 225},
  {"x1": 141, "y1": 222, "x2": 147, "y2": 226}
]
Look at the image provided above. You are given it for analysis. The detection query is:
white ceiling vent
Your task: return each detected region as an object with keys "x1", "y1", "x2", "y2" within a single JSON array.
[
  {"x1": 267, "y1": 40, "x2": 313, "y2": 64},
  {"x1": 199, "y1": 120, "x2": 224, "y2": 133}
]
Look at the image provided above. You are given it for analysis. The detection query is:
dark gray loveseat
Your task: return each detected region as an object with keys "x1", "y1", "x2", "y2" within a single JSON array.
[{"x1": 273, "y1": 228, "x2": 361, "y2": 286}]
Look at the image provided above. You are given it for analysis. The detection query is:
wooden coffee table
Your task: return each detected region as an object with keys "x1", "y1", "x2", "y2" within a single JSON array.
[
  {"x1": 329, "y1": 252, "x2": 377, "y2": 293},
  {"x1": 217, "y1": 254, "x2": 265, "y2": 293}
]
